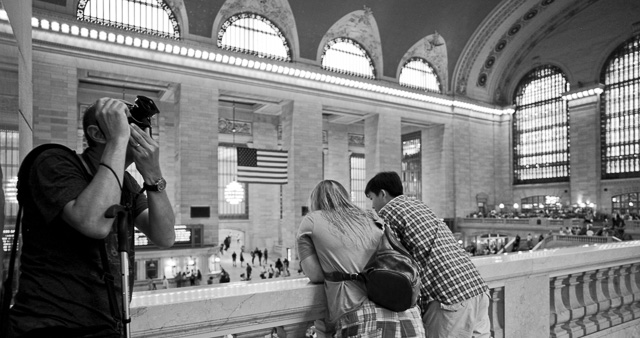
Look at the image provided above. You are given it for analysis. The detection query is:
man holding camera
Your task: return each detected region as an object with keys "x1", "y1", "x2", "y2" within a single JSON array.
[{"x1": 7, "y1": 97, "x2": 175, "y2": 337}]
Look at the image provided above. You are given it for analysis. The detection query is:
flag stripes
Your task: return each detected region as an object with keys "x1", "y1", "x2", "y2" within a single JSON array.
[{"x1": 237, "y1": 147, "x2": 288, "y2": 184}]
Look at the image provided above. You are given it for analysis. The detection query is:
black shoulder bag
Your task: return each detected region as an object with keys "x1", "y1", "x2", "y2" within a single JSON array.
[{"x1": 325, "y1": 221, "x2": 422, "y2": 312}]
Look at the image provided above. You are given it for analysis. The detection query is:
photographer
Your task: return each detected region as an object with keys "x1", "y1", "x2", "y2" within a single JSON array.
[{"x1": 7, "y1": 97, "x2": 175, "y2": 337}]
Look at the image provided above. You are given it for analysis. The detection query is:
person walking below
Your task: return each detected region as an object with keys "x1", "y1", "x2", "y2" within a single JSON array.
[
  {"x1": 232, "y1": 251, "x2": 237, "y2": 267},
  {"x1": 297, "y1": 180, "x2": 424, "y2": 337},
  {"x1": 240, "y1": 252, "x2": 245, "y2": 267},
  {"x1": 365, "y1": 172, "x2": 489, "y2": 338}
]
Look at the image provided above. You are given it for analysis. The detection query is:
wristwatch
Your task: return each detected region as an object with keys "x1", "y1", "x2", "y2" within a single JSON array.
[{"x1": 143, "y1": 177, "x2": 167, "y2": 192}]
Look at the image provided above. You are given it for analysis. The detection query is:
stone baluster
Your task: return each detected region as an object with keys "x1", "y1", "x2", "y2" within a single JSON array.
[
  {"x1": 629, "y1": 263, "x2": 640, "y2": 319},
  {"x1": 563, "y1": 273, "x2": 586, "y2": 336},
  {"x1": 602, "y1": 266, "x2": 623, "y2": 326},
  {"x1": 549, "y1": 275, "x2": 570, "y2": 337},
  {"x1": 589, "y1": 268, "x2": 612, "y2": 330},
  {"x1": 488, "y1": 287, "x2": 504, "y2": 338},
  {"x1": 577, "y1": 270, "x2": 599, "y2": 335},
  {"x1": 617, "y1": 264, "x2": 634, "y2": 322}
]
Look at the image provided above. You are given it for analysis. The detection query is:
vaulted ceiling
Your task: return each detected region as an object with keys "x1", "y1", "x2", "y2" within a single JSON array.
[{"x1": 34, "y1": 0, "x2": 640, "y2": 105}]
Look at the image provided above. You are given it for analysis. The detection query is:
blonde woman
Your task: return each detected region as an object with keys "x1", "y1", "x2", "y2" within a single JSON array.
[{"x1": 296, "y1": 180, "x2": 424, "y2": 337}]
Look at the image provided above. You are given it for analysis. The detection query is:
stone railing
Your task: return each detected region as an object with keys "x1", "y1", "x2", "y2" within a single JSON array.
[{"x1": 130, "y1": 241, "x2": 640, "y2": 338}]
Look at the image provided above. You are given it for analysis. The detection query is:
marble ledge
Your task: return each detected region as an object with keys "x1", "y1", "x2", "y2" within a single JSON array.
[{"x1": 473, "y1": 240, "x2": 640, "y2": 284}]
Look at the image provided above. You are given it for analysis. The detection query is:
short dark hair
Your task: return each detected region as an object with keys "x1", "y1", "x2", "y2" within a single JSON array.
[
  {"x1": 365, "y1": 171, "x2": 403, "y2": 197},
  {"x1": 82, "y1": 103, "x2": 98, "y2": 148}
]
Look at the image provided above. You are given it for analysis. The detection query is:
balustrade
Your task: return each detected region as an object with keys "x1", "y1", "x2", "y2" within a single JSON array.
[{"x1": 130, "y1": 242, "x2": 640, "y2": 337}]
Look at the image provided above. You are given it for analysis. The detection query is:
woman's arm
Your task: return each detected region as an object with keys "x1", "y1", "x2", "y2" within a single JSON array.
[{"x1": 300, "y1": 254, "x2": 324, "y2": 283}]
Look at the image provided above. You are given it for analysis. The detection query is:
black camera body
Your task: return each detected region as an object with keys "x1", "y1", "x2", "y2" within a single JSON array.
[{"x1": 125, "y1": 96, "x2": 160, "y2": 132}]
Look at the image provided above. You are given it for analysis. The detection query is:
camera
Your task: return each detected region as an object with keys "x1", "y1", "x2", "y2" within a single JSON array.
[{"x1": 125, "y1": 96, "x2": 160, "y2": 132}]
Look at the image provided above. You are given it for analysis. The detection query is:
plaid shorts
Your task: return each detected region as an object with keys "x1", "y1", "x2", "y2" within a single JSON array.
[{"x1": 334, "y1": 299, "x2": 425, "y2": 338}]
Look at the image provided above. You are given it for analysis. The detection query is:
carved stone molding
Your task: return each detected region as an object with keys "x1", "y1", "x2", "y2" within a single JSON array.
[
  {"x1": 348, "y1": 133, "x2": 364, "y2": 146},
  {"x1": 219, "y1": 118, "x2": 252, "y2": 135}
]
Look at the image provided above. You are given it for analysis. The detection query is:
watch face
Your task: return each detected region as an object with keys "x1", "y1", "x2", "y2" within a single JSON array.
[{"x1": 157, "y1": 178, "x2": 167, "y2": 191}]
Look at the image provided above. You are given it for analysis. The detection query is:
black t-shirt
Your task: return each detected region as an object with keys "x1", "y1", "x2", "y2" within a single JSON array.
[{"x1": 9, "y1": 148, "x2": 147, "y2": 337}]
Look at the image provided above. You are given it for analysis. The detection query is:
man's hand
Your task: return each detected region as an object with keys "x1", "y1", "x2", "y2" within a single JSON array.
[
  {"x1": 94, "y1": 98, "x2": 130, "y2": 144},
  {"x1": 129, "y1": 124, "x2": 161, "y2": 183}
]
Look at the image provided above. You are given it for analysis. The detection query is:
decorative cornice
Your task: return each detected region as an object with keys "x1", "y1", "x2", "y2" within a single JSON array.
[{"x1": 453, "y1": 0, "x2": 529, "y2": 95}]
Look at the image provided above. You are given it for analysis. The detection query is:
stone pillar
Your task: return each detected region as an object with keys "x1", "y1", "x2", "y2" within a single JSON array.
[
  {"x1": 4, "y1": 0, "x2": 33, "y2": 159},
  {"x1": 326, "y1": 123, "x2": 349, "y2": 188},
  {"x1": 248, "y1": 114, "x2": 280, "y2": 251},
  {"x1": 176, "y1": 83, "x2": 218, "y2": 246},
  {"x1": 568, "y1": 92, "x2": 601, "y2": 207},
  {"x1": 32, "y1": 57, "x2": 78, "y2": 147},
  {"x1": 364, "y1": 113, "x2": 401, "y2": 180},
  {"x1": 422, "y1": 124, "x2": 455, "y2": 217},
  {"x1": 281, "y1": 100, "x2": 323, "y2": 259}
]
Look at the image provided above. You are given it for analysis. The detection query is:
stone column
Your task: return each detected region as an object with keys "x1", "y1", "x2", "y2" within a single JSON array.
[
  {"x1": 326, "y1": 123, "x2": 349, "y2": 188},
  {"x1": 422, "y1": 124, "x2": 455, "y2": 217},
  {"x1": 4, "y1": 0, "x2": 33, "y2": 160},
  {"x1": 568, "y1": 91, "x2": 601, "y2": 207},
  {"x1": 176, "y1": 83, "x2": 218, "y2": 246},
  {"x1": 281, "y1": 100, "x2": 323, "y2": 259},
  {"x1": 364, "y1": 113, "x2": 401, "y2": 180}
]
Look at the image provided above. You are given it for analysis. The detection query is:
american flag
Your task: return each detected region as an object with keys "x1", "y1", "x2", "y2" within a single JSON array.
[{"x1": 236, "y1": 147, "x2": 288, "y2": 184}]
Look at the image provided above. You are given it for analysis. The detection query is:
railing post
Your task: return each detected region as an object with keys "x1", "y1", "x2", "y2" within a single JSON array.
[
  {"x1": 589, "y1": 268, "x2": 613, "y2": 330},
  {"x1": 488, "y1": 287, "x2": 505, "y2": 338},
  {"x1": 618, "y1": 264, "x2": 634, "y2": 322},
  {"x1": 549, "y1": 275, "x2": 570, "y2": 337},
  {"x1": 603, "y1": 267, "x2": 623, "y2": 326},
  {"x1": 629, "y1": 263, "x2": 640, "y2": 319},
  {"x1": 563, "y1": 273, "x2": 586, "y2": 336}
]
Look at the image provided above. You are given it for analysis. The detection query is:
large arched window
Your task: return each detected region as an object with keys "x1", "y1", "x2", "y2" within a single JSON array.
[
  {"x1": 217, "y1": 13, "x2": 291, "y2": 62},
  {"x1": 321, "y1": 38, "x2": 375, "y2": 79},
  {"x1": 513, "y1": 65, "x2": 570, "y2": 184},
  {"x1": 601, "y1": 35, "x2": 640, "y2": 179},
  {"x1": 399, "y1": 57, "x2": 441, "y2": 93},
  {"x1": 77, "y1": 0, "x2": 180, "y2": 39}
]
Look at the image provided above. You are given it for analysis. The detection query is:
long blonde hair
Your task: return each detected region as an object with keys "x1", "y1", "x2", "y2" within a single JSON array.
[{"x1": 309, "y1": 180, "x2": 371, "y2": 245}]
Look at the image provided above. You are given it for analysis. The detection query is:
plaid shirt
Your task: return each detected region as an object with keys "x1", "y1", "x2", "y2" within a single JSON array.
[{"x1": 378, "y1": 195, "x2": 488, "y2": 309}]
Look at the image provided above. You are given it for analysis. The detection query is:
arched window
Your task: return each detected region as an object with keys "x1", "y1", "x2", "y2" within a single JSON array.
[
  {"x1": 512, "y1": 65, "x2": 570, "y2": 184},
  {"x1": 601, "y1": 35, "x2": 640, "y2": 179},
  {"x1": 77, "y1": 0, "x2": 180, "y2": 39},
  {"x1": 321, "y1": 38, "x2": 375, "y2": 79},
  {"x1": 399, "y1": 58, "x2": 441, "y2": 93},
  {"x1": 217, "y1": 13, "x2": 291, "y2": 62}
]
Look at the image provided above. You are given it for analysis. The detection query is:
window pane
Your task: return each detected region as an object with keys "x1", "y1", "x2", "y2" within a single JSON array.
[
  {"x1": 218, "y1": 145, "x2": 248, "y2": 218},
  {"x1": 601, "y1": 34, "x2": 640, "y2": 178},
  {"x1": 399, "y1": 58, "x2": 441, "y2": 93},
  {"x1": 512, "y1": 65, "x2": 570, "y2": 184},
  {"x1": 402, "y1": 132, "x2": 421, "y2": 200},
  {"x1": 218, "y1": 13, "x2": 290, "y2": 62},
  {"x1": 77, "y1": 0, "x2": 180, "y2": 39},
  {"x1": 350, "y1": 154, "x2": 366, "y2": 210},
  {"x1": 1, "y1": 129, "x2": 19, "y2": 229},
  {"x1": 321, "y1": 38, "x2": 375, "y2": 79}
]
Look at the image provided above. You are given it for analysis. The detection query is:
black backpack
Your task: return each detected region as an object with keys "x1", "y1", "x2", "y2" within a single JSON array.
[{"x1": 0, "y1": 144, "x2": 123, "y2": 335}]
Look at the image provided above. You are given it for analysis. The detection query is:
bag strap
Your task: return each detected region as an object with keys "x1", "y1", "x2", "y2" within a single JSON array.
[{"x1": 78, "y1": 154, "x2": 123, "y2": 326}]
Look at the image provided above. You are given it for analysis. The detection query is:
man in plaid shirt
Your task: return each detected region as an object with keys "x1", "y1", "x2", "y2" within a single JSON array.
[{"x1": 365, "y1": 172, "x2": 490, "y2": 337}]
